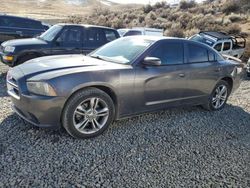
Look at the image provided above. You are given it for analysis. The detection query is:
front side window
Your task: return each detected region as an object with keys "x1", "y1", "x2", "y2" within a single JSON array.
[
  {"x1": 148, "y1": 41, "x2": 184, "y2": 65},
  {"x1": 223, "y1": 42, "x2": 231, "y2": 51},
  {"x1": 214, "y1": 43, "x2": 222, "y2": 52},
  {"x1": 56, "y1": 27, "x2": 82, "y2": 44},
  {"x1": 39, "y1": 25, "x2": 63, "y2": 42},
  {"x1": 188, "y1": 43, "x2": 208, "y2": 63},
  {"x1": 89, "y1": 37, "x2": 153, "y2": 64}
]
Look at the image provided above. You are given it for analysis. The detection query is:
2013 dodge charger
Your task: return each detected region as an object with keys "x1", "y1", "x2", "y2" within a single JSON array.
[{"x1": 7, "y1": 36, "x2": 243, "y2": 138}]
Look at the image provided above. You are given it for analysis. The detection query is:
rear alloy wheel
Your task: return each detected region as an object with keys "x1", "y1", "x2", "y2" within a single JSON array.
[
  {"x1": 62, "y1": 88, "x2": 115, "y2": 139},
  {"x1": 211, "y1": 85, "x2": 228, "y2": 109},
  {"x1": 203, "y1": 80, "x2": 230, "y2": 111}
]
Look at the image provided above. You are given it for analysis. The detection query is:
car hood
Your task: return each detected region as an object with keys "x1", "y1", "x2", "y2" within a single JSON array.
[
  {"x1": 2, "y1": 38, "x2": 47, "y2": 47},
  {"x1": 15, "y1": 55, "x2": 127, "y2": 79}
]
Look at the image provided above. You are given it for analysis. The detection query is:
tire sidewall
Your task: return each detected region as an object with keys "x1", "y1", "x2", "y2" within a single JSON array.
[
  {"x1": 62, "y1": 88, "x2": 115, "y2": 139},
  {"x1": 208, "y1": 80, "x2": 230, "y2": 111}
]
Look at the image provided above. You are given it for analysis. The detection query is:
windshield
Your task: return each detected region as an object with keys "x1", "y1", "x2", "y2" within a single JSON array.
[
  {"x1": 190, "y1": 34, "x2": 215, "y2": 47},
  {"x1": 89, "y1": 37, "x2": 153, "y2": 64},
  {"x1": 39, "y1": 25, "x2": 62, "y2": 42}
]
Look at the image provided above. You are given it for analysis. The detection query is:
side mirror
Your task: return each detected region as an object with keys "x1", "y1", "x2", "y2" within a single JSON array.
[{"x1": 143, "y1": 57, "x2": 161, "y2": 66}]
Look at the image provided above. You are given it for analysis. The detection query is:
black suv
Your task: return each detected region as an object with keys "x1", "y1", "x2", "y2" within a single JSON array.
[
  {"x1": 0, "y1": 15, "x2": 49, "y2": 44},
  {"x1": 0, "y1": 24, "x2": 120, "y2": 67}
]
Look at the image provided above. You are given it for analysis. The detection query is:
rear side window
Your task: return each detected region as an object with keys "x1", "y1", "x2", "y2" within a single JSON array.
[
  {"x1": 208, "y1": 50, "x2": 216, "y2": 61},
  {"x1": 188, "y1": 43, "x2": 208, "y2": 63},
  {"x1": 149, "y1": 41, "x2": 184, "y2": 65},
  {"x1": 124, "y1": 30, "x2": 142, "y2": 37},
  {"x1": 214, "y1": 43, "x2": 222, "y2": 52},
  {"x1": 223, "y1": 42, "x2": 231, "y2": 51}
]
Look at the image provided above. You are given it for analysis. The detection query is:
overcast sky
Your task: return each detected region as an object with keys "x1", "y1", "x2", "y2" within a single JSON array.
[{"x1": 107, "y1": 0, "x2": 204, "y2": 4}]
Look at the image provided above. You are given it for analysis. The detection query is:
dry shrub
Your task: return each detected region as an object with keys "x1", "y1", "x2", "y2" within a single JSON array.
[
  {"x1": 222, "y1": 0, "x2": 240, "y2": 15},
  {"x1": 228, "y1": 14, "x2": 248, "y2": 22},
  {"x1": 185, "y1": 28, "x2": 200, "y2": 37},
  {"x1": 179, "y1": 0, "x2": 197, "y2": 10},
  {"x1": 225, "y1": 24, "x2": 242, "y2": 34},
  {"x1": 166, "y1": 24, "x2": 185, "y2": 38}
]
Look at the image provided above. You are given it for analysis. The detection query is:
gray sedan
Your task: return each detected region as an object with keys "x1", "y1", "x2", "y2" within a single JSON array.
[{"x1": 6, "y1": 36, "x2": 243, "y2": 138}]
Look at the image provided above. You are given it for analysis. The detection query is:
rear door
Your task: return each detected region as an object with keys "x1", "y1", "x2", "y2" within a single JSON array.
[
  {"x1": 51, "y1": 26, "x2": 83, "y2": 55},
  {"x1": 183, "y1": 42, "x2": 222, "y2": 105}
]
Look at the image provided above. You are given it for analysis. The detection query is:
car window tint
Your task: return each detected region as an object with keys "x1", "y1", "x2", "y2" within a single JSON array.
[
  {"x1": 84, "y1": 28, "x2": 108, "y2": 48},
  {"x1": 124, "y1": 30, "x2": 142, "y2": 36},
  {"x1": 57, "y1": 27, "x2": 82, "y2": 44},
  {"x1": 214, "y1": 43, "x2": 222, "y2": 52},
  {"x1": 208, "y1": 50, "x2": 216, "y2": 61},
  {"x1": 188, "y1": 44, "x2": 208, "y2": 63},
  {"x1": 149, "y1": 41, "x2": 184, "y2": 65},
  {"x1": 223, "y1": 42, "x2": 231, "y2": 51},
  {"x1": 0, "y1": 17, "x2": 43, "y2": 29},
  {"x1": 104, "y1": 30, "x2": 117, "y2": 42}
]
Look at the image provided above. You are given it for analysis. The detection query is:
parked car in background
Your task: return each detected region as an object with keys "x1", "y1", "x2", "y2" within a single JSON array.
[
  {"x1": 0, "y1": 14, "x2": 49, "y2": 44},
  {"x1": 123, "y1": 27, "x2": 164, "y2": 37},
  {"x1": 117, "y1": 28, "x2": 130, "y2": 37},
  {"x1": 189, "y1": 31, "x2": 246, "y2": 59},
  {"x1": 247, "y1": 58, "x2": 250, "y2": 77},
  {"x1": 7, "y1": 36, "x2": 243, "y2": 138},
  {"x1": 0, "y1": 24, "x2": 120, "y2": 67}
]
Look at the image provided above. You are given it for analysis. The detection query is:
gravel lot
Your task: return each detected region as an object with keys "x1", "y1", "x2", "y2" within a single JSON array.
[{"x1": 0, "y1": 63, "x2": 250, "y2": 187}]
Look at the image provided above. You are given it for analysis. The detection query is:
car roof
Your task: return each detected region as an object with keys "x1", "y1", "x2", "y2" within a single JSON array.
[
  {"x1": 0, "y1": 14, "x2": 41, "y2": 23},
  {"x1": 199, "y1": 31, "x2": 231, "y2": 40},
  {"x1": 57, "y1": 23, "x2": 116, "y2": 30},
  {"x1": 123, "y1": 35, "x2": 187, "y2": 42}
]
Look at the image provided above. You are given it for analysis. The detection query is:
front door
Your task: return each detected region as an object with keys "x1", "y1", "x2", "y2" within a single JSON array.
[{"x1": 134, "y1": 40, "x2": 190, "y2": 112}]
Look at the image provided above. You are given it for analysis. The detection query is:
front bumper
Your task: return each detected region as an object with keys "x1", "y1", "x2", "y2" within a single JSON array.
[{"x1": 9, "y1": 91, "x2": 66, "y2": 128}]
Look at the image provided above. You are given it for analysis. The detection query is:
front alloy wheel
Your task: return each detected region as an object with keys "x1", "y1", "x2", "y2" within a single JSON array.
[
  {"x1": 62, "y1": 88, "x2": 115, "y2": 138},
  {"x1": 73, "y1": 98, "x2": 109, "y2": 134}
]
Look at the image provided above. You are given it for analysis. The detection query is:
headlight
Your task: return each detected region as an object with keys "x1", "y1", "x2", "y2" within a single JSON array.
[
  {"x1": 4, "y1": 46, "x2": 15, "y2": 53},
  {"x1": 27, "y1": 82, "x2": 57, "y2": 96}
]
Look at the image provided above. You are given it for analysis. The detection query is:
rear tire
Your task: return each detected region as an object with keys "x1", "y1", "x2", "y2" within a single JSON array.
[
  {"x1": 202, "y1": 80, "x2": 230, "y2": 111},
  {"x1": 62, "y1": 88, "x2": 115, "y2": 139}
]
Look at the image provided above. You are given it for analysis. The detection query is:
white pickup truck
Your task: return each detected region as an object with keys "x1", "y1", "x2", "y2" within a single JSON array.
[
  {"x1": 120, "y1": 27, "x2": 164, "y2": 37},
  {"x1": 189, "y1": 31, "x2": 246, "y2": 59}
]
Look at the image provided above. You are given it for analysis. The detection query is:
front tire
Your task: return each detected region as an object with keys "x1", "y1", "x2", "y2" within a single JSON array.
[
  {"x1": 203, "y1": 80, "x2": 230, "y2": 111},
  {"x1": 62, "y1": 88, "x2": 115, "y2": 139}
]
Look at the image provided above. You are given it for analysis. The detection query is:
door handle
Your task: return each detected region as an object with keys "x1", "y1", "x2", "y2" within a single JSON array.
[{"x1": 179, "y1": 73, "x2": 185, "y2": 77}]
